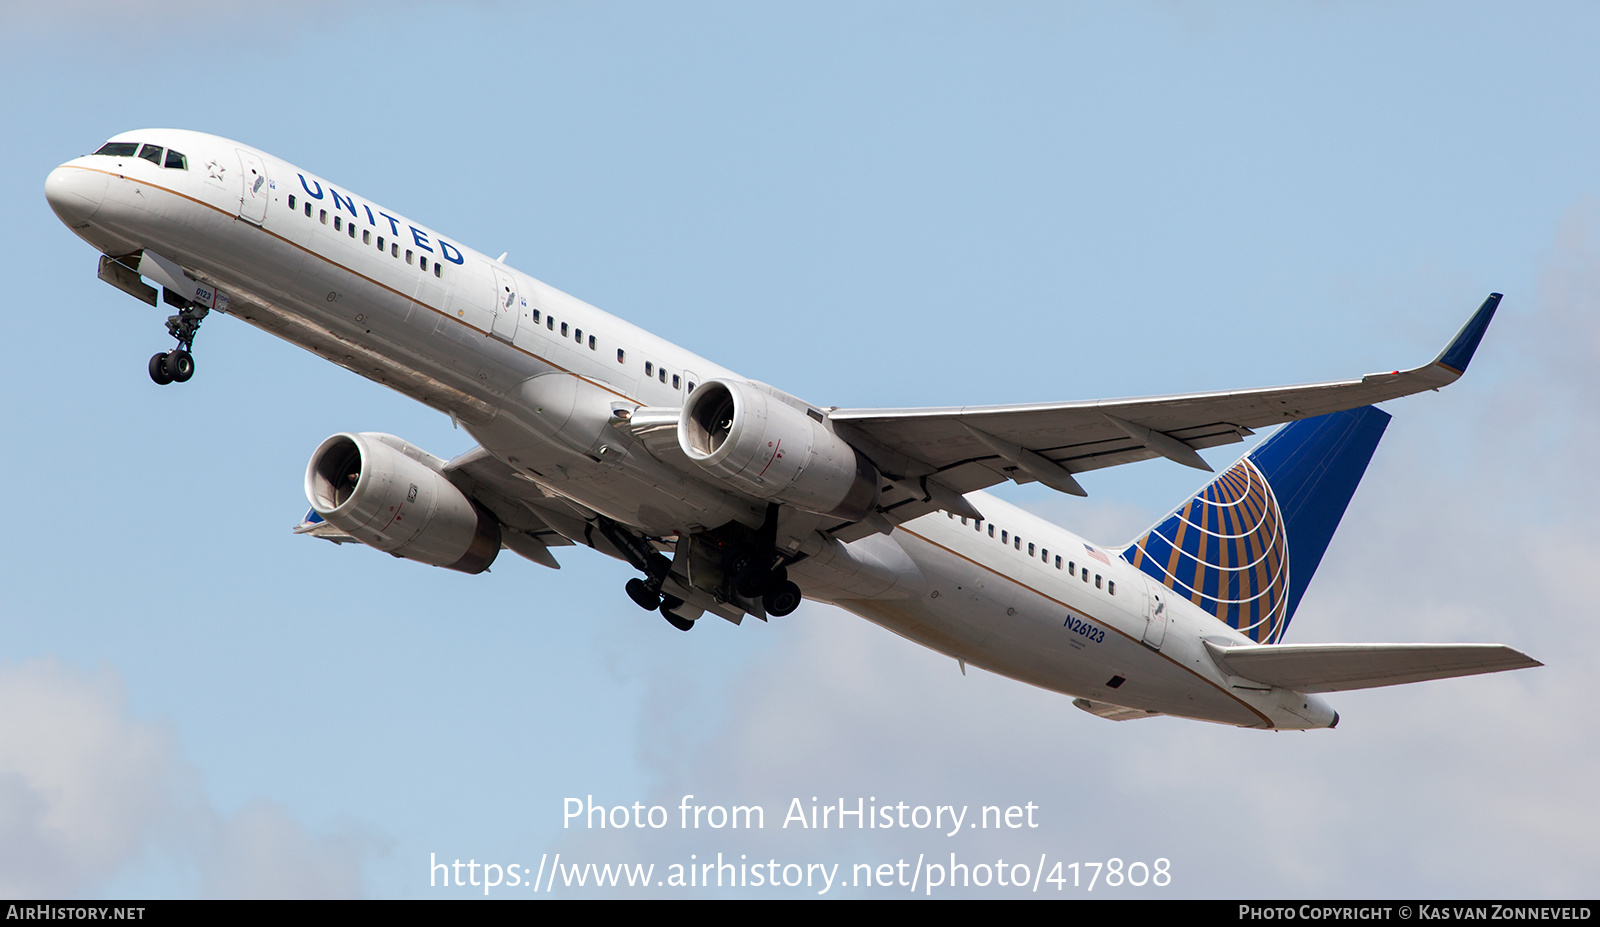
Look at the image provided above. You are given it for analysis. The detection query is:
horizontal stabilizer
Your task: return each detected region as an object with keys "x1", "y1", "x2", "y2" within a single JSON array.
[{"x1": 1204, "y1": 641, "x2": 1541, "y2": 693}]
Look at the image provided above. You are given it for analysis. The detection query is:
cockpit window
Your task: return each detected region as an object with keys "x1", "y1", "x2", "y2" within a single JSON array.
[
  {"x1": 138, "y1": 144, "x2": 163, "y2": 165},
  {"x1": 92, "y1": 142, "x2": 139, "y2": 157},
  {"x1": 164, "y1": 149, "x2": 187, "y2": 170}
]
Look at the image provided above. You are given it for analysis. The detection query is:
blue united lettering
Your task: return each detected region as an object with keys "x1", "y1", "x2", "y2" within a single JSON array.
[
  {"x1": 330, "y1": 188, "x2": 359, "y2": 216},
  {"x1": 293, "y1": 175, "x2": 463, "y2": 264}
]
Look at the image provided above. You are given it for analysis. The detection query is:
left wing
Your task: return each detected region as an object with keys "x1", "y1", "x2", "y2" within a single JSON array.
[{"x1": 827, "y1": 295, "x2": 1499, "y2": 525}]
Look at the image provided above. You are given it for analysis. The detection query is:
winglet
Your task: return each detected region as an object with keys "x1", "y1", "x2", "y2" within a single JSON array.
[{"x1": 1432, "y1": 293, "x2": 1501, "y2": 376}]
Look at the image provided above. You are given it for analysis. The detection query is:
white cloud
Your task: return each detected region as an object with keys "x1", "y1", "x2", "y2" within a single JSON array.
[{"x1": 0, "y1": 659, "x2": 380, "y2": 898}]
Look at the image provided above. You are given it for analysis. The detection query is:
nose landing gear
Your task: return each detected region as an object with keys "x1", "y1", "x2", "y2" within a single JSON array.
[
  {"x1": 147, "y1": 348, "x2": 194, "y2": 385},
  {"x1": 148, "y1": 299, "x2": 208, "y2": 385}
]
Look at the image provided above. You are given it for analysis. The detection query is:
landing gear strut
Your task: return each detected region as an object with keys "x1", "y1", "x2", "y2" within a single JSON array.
[{"x1": 148, "y1": 299, "x2": 208, "y2": 385}]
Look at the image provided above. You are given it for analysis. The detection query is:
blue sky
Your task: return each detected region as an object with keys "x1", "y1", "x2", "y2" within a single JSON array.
[{"x1": 1, "y1": 1, "x2": 1595, "y2": 898}]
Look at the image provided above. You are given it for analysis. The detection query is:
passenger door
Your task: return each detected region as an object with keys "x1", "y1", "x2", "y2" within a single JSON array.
[
  {"x1": 489, "y1": 266, "x2": 522, "y2": 343},
  {"x1": 235, "y1": 149, "x2": 269, "y2": 225},
  {"x1": 1141, "y1": 580, "x2": 1169, "y2": 650}
]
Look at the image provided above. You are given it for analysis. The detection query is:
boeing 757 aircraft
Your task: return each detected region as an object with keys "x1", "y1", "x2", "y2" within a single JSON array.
[{"x1": 45, "y1": 129, "x2": 1540, "y2": 729}]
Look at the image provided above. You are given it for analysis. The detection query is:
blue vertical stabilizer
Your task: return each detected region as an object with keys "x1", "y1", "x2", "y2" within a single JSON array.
[{"x1": 1121, "y1": 406, "x2": 1391, "y2": 643}]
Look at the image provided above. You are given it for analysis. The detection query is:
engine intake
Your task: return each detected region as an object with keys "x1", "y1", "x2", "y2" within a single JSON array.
[
  {"x1": 679, "y1": 379, "x2": 878, "y2": 520},
  {"x1": 305, "y1": 432, "x2": 501, "y2": 574}
]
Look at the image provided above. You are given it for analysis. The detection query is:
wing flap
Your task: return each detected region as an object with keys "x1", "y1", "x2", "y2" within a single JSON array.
[
  {"x1": 1203, "y1": 641, "x2": 1542, "y2": 693},
  {"x1": 1072, "y1": 698, "x2": 1163, "y2": 721}
]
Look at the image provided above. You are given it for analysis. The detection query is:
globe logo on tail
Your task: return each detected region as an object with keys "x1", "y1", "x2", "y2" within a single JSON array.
[{"x1": 1123, "y1": 457, "x2": 1291, "y2": 644}]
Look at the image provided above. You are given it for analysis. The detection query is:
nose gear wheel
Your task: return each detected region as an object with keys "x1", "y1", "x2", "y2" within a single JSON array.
[{"x1": 147, "y1": 296, "x2": 208, "y2": 385}]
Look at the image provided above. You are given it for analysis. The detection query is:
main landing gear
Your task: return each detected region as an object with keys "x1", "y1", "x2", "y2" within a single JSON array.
[
  {"x1": 148, "y1": 299, "x2": 208, "y2": 385},
  {"x1": 733, "y1": 559, "x2": 802, "y2": 618},
  {"x1": 606, "y1": 508, "x2": 806, "y2": 632},
  {"x1": 595, "y1": 517, "x2": 690, "y2": 632},
  {"x1": 624, "y1": 577, "x2": 698, "y2": 631}
]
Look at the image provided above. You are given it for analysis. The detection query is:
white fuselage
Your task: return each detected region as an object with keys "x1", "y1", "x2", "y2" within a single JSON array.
[{"x1": 46, "y1": 129, "x2": 1335, "y2": 730}]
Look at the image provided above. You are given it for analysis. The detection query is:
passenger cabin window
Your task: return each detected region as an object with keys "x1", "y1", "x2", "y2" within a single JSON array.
[
  {"x1": 137, "y1": 145, "x2": 163, "y2": 165},
  {"x1": 617, "y1": 349, "x2": 626, "y2": 363},
  {"x1": 1054, "y1": 555, "x2": 1062, "y2": 569},
  {"x1": 363, "y1": 230, "x2": 371, "y2": 244},
  {"x1": 163, "y1": 149, "x2": 187, "y2": 170},
  {"x1": 589, "y1": 335, "x2": 597, "y2": 350},
  {"x1": 391, "y1": 243, "x2": 399, "y2": 257},
  {"x1": 672, "y1": 374, "x2": 680, "y2": 389},
  {"x1": 305, "y1": 202, "x2": 312, "y2": 217},
  {"x1": 289, "y1": 195, "x2": 297, "y2": 210},
  {"x1": 1095, "y1": 575, "x2": 1102, "y2": 589},
  {"x1": 534, "y1": 310, "x2": 542, "y2": 324},
  {"x1": 406, "y1": 250, "x2": 414, "y2": 264},
  {"x1": 645, "y1": 362, "x2": 654, "y2": 377},
  {"x1": 334, "y1": 216, "x2": 342, "y2": 231},
  {"x1": 1108, "y1": 581, "x2": 1116, "y2": 595},
  {"x1": 560, "y1": 322, "x2": 568, "y2": 337},
  {"x1": 420, "y1": 256, "x2": 428, "y2": 270},
  {"x1": 659, "y1": 368, "x2": 667, "y2": 383},
  {"x1": 434, "y1": 263, "x2": 442, "y2": 278},
  {"x1": 93, "y1": 142, "x2": 139, "y2": 157},
  {"x1": 574, "y1": 328, "x2": 582, "y2": 343},
  {"x1": 687, "y1": 381, "x2": 695, "y2": 393},
  {"x1": 319, "y1": 209, "x2": 328, "y2": 224}
]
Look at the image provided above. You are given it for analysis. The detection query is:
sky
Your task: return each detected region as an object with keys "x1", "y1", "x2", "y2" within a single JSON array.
[{"x1": 1, "y1": 0, "x2": 1595, "y2": 899}]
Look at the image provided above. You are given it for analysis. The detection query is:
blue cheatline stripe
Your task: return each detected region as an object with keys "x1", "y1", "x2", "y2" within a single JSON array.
[{"x1": 1122, "y1": 405, "x2": 1390, "y2": 643}]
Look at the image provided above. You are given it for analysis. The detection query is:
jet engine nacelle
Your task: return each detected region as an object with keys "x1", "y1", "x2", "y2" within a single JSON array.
[
  {"x1": 679, "y1": 379, "x2": 878, "y2": 520},
  {"x1": 305, "y1": 432, "x2": 501, "y2": 574}
]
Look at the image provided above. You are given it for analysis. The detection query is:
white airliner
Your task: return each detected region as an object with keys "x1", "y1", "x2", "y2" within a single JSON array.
[{"x1": 45, "y1": 129, "x2": 1540, "y2": 730}]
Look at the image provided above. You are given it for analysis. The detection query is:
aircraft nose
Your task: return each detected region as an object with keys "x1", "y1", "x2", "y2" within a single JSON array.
[{"x1": 45, "y1": 164, "x2": 107, "y2": 227}]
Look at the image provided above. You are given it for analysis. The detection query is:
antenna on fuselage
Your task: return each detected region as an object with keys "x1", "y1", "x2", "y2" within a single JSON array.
[{"x1": 496, "y1": 252, "x2": 508, "y2": 263}]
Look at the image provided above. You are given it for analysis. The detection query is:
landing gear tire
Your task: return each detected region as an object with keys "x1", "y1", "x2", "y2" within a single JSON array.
[
  {"x1": 659, "y1": 595, "x2": 694, "y2": 631},
  {"x1": 763, "y1": 580, "x2": 802, "y2": 617},
  {"x1": 736, "y1": 564, "x2": 787, "y2": 600},
  {"x1": 148, "y1": 352, "x2": 173, "y2": 385},
  {"x1": 625, "y1": 577, "x2": 662, "y2": 611},
  {"x1": 168, "y1": 349, "x2": 195, "y2": 383}
]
